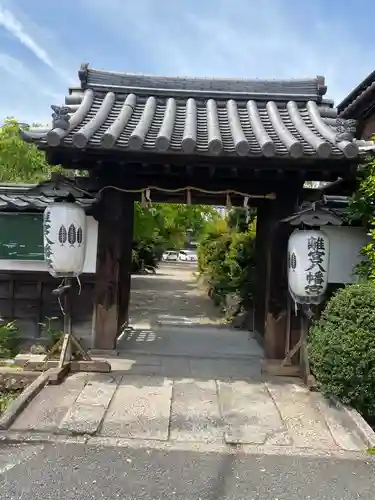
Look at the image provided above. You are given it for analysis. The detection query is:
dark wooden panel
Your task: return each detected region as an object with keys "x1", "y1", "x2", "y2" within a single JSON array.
[
  {"x1": 13, "y1": 299, "x2": 40, "y2": 318},
  {"x1": 0, "y1": 271, "x2": 96, "y2": 345},
  {"x1": 72, "y1": 318, "x2": 93, "y2": 343},
  {"x1": 0, "y1": 299, "x2": 12, "y2": 317},
  {"x1": 13, "y1": 281, "x2": 40, "y2": 299},
  {"x1": 0, "y1": 281, "x2": 11, "y2": 299},
  {"x1": 17, "y1": 319, "x2": 39, "y2": 339}
]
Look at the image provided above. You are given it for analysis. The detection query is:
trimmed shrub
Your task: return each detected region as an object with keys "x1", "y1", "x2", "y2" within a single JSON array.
[
  {"x1": 197, "y1": 226, "x2": 256, "y2": 310},
  {"x1": 309, "y1": 283, "x2": 375, "y2": 424}
]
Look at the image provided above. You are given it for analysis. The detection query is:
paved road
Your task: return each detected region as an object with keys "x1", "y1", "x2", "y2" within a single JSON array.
[
  {"x1": 128, "y1": 262, "x2": 224, "y2": 328},
  {"x1": 1, "y1": 442, "x2": 375, "y2": 499}
]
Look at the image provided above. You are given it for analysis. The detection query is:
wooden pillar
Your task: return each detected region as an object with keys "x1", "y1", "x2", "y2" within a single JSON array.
[
  {"x1": 118, "y1": 198, "x2": 134, "y2": 332},
  {"x1": 263, "y1": 187, "x2": 301, "y2": 360},
  {"x1": 93, "y1": 190, "x2": 134, "y2": 350},
  {"x1": 253, "y1": 202, "x2": 271, "y2": 336}
]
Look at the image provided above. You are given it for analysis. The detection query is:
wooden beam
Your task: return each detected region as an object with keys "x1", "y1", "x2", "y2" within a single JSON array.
[{"x1": 45, "y1": 147, "x2": 357, "y2": 174}]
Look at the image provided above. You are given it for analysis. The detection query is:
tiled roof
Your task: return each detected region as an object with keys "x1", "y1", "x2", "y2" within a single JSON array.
[
  {"x1": 0, "y1": 185, "x2": 93, "y2": 212},
  {"x1": 338, "y1": 69, "x2": 375, "y2": 119},
  {"x1": 79, "y1": 64, "x2": 329, "y2": 100},
  {"x1": 20, "y1": 64, "x2": 363, "y2": 161}
]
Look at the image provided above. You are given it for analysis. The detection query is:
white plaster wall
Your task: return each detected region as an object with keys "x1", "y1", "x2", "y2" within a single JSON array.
[
  {"x1": 0, "y1": 215, "x2": 98, "y2": 273},
  {"x1": 322, "y1": 226, "x2": 369, "y2": 284}
]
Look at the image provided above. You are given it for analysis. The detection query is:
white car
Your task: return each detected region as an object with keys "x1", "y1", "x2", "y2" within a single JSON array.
[
  {"x1": 163, "y1": 251, "x2": 179, "y2": 261},
  {"x1": 188, "y1": 251, "x2": 198, "y2": 262},
  {"x1": 179, "y1": 250, "x2": 197, "y2": 262},
  {"x1": 178, "y1": 250, "x2": 189, "y2": 261}
]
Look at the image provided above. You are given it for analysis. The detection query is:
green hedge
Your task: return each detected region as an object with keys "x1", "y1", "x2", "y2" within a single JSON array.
[
  {"x1": 309, "y1": 283, "x2": 375, "y2": 425},
  {"x1": 197, "y1": 227, "x2": 256, "y2": 309}
]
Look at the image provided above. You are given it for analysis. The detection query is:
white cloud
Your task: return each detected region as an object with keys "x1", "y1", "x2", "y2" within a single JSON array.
[
  {"x1": 0, "y1": 55, "x2": 66, "y2": 124},
  {"x1": 0, "y1": 2, "x2": 76, "y2": 122},
  {"x1": 0, "y1": 5, "x2": 53, "y2": 69},
  {"x1": 0, "y1": 54, "x2": 61, "y2": 101},
  {"x1": 82, "y1": 0, "x2": 374, "y2": 104},
  {"x1": 0, "y1": 2, "x2": 75, "y2": 84}
]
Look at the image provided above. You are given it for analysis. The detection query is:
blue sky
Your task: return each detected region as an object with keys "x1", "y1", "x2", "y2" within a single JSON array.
[{"x1": 0, "y1": 0, "x2": 373, "y2": 125}]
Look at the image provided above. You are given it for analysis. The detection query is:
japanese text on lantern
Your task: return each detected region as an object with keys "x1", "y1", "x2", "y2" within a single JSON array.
[{"x1": 305, "y1": 235, "x2": 326, "y2": 295}]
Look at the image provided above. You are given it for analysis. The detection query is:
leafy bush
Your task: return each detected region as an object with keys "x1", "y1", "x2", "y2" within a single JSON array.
[
  {"x1": 197, "y1": 212, "x2": 256, "y2": 309},
  {"x1": 309, "y1": 283, "x2": 375, "y2": 424},
  {"x1": 0, "y1": 320, "x2": 20, "y2": 358},
  {"x1": 348, "y1": 157, "x2": 375, "y2": 280}
]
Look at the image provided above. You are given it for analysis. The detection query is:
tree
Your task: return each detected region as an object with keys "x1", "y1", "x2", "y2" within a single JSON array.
[
  {"x1": 348, "y1": 157, "x2": 375, "y2": 279},
  {"x1": 131, "y1": 202, "x2": 223, "y2": 270},
  {"x1": 133, "y1": 202, "x2": 221, "y2": 251},
  {"x1": 1, "y1": 117, "x2": 225, "y2": 270},
  {"x1": 0, "y1": 118, "x2": 56, "y2": 183},
  {"x1": 197, "y1": 208, "x2": 257, "y2": 309}
]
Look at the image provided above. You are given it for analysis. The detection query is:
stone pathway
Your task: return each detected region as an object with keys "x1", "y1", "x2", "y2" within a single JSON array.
[
  {"x1": 4, "y1": 263, "x2": 371, "y2": 453},
  {"x1": 128, "y1": 262, "x2": 224, "y2": 328},
  {"x1": 7, "y1": 350, "x2": 368, "y2": 452}
]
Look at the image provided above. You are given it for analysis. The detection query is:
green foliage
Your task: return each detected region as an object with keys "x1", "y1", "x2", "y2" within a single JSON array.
[
  {"x1": 197, "y1": 209, "x2": 256, "y2": 309},
  {"x1": 0, "y1": 118, "x2": 58, "y2": 183},
  {"x1": 39, "y1": 316, "x2": 63, "y2": 347},
  {"x1": 309, "y1": 283, "x2": 375, "y2": 424},
  {"x1": 348, "y1": 158, "x2": 375, "y2": 280},
  {"x1": 0, "y1": 320, "x2": 20, "y2": 358},
  {"x1": 132, "y1": 202, "x2": 220, "y2": 272}
]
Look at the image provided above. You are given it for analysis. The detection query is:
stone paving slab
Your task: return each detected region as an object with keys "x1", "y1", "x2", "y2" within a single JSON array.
[
  {"x1": 10, "y1": 374, "x2": 87, "y2": 432},
  {"x1": 311, "y1": 392, "x2": 366, "y2": 451},
  {"x1": 170, "y1": 379, "x2": 222, "y2": 442},
  {"x1": 7, "y1": 367, "x2": 370, "y2": 452},
  {"x1": 99, "y1": 376, "x2": 173, "y2": 440},
  {"x1": 118, "y1": 325, "x2": 261, "y2": 358},
  {"x1": 59, "y1": 376, "x2": 119, "y2": 435},
  {"x1": 189, "y1": 357, "x2": 262, "y2": 380},
  {"x1": 217, "y1": 380, "x2": 288, "y2": 445},
  {"x1": 266, "y1": 380, "x2": 339, "y2": 450},
  {"x1": 162, "y1": 357, "x2": 192, "y2": 378}
]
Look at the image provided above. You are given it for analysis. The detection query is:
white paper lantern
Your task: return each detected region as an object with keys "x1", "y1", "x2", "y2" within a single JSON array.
[
  {"x1": 287, "y1": 229, "x2": 330, "y2": 304},
  {"x1": 43, "y1": 202, "x2": 86, "y2": 278}
]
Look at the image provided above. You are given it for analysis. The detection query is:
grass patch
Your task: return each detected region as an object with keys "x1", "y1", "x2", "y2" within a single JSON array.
[{"x1": 0, "y1": 390, "x2": 21, "y2": 415}]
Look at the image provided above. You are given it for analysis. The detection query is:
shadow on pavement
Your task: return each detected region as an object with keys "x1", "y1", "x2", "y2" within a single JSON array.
[{"x1": 128, "y1": 265, "x2": 225, "y2": 329}]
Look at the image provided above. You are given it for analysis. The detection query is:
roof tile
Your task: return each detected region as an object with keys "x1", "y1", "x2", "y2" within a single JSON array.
[{"x1": 20, "y1": 64, "x2": 362, "y2": 161}]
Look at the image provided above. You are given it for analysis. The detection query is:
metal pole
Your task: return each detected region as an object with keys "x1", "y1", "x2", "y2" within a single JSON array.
[
  {"x1": 285, "y1": 292, "x2": 292, "y2": 358},
  {"x1": 63, "y1": 277, "x2": 72, "y2": 362}
]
